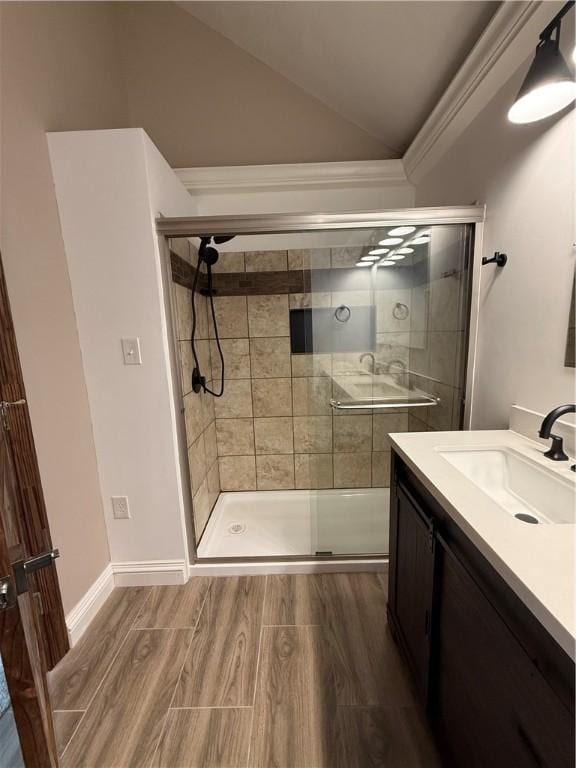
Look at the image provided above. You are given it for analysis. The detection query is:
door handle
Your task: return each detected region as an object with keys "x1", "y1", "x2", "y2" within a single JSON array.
[
  {"x1": 0, "y1": 576, "x2": 16, "y2": 611},
  {"x1": 13, "y1": 549, "x2": 59, "y2": 595}
]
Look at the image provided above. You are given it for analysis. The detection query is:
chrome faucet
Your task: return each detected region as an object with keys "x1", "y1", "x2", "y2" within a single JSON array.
[
  {"x1": 538, "y1": 404, "x2": 576, "y2": 463},
  {"x1": 360, "y1": 352, "x2": 376, "y2": 373}
]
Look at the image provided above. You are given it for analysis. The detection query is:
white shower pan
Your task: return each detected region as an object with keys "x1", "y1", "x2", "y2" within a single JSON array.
[{"x1": 197, "y1": 488, "x2": 390, "y2": 559}]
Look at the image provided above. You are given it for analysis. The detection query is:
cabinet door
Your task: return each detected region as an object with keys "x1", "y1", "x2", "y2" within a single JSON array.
[
  {"x1": 435, "y1": 541, "x2": 574, "y2": 768},
  {"x1": 390, "y1": 483, "x2": 435, "y2": 704}
]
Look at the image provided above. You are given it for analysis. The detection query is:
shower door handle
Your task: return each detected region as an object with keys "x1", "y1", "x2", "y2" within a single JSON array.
[{"x1": 329, "y1": 397, "x2": 440, "y2": 411}]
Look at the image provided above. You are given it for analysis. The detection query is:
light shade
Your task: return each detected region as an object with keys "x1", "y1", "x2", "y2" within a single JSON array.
[
  {"x1": 378, "y1": 237, "x2": 403, "y2": 246},
  {"x1": 508, "y1": 39, "x2": 576, "y2": 124}
]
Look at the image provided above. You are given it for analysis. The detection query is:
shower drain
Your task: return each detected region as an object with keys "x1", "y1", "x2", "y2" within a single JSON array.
[{"x1": 228, "y1": 522, "x2": 246, "y2": 535}]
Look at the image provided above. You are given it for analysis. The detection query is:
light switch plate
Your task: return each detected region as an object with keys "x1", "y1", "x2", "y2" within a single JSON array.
[{"x1": 122, "y1": 337, "x2": 142, "y2": 365}]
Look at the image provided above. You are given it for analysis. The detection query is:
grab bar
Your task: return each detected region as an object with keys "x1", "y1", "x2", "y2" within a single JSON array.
[{"x1": 330, "y1": 395, "x2": 440, "y2": 411}]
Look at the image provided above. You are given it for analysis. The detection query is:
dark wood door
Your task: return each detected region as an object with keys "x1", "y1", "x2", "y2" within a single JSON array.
[
  {"x1": 0, "y1": 420, "x2": 59, "y2": 766},
  {"x1": 388, "y1": 481, "x2": 435, "y2": 704},
  {"x1": 0, "y1": 255, "x2": 68, "y2": 671},
  {"x1": 435, "y1": 540, "x2": 574, "y2": 768}
]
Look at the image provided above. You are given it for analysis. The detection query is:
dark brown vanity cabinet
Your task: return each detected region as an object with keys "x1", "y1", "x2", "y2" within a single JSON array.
[
  {"x1": 388, "y1": 481, "x2": 435, "y2": 704},
  {"x1": 389, "y1": 452, "x2": 575, "y2": 768}
]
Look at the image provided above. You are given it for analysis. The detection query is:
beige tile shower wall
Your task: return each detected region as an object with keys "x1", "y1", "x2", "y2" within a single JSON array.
[
  {"x1": 407, "y1": 229, "x2": 468, "y2": 434},
  {"x1": 209, "y1": 249, "x2": 412, "y2": 492},
  {"x1": 172, "y1": 269, "x2": 221, "y2": 544}
]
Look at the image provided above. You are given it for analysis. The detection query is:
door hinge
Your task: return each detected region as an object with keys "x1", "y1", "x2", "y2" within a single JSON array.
[
  {"x1": 0, "y1": 399, "x2": 26, "y2": 430},
  {"x1": 13, "y1": 549, "x2": 59, "y2": 595}
]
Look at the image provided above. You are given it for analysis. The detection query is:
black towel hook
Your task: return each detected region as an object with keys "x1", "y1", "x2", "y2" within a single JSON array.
[{"x1": 482, "y1": 251, "x2": 508, "y2": 267}]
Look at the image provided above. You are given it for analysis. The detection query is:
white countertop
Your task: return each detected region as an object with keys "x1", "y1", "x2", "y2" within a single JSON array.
[{"x1": 390, "y1": 429, "x2": 576, "y2": 659}]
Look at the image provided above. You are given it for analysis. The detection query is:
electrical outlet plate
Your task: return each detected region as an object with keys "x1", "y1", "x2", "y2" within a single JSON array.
[
  {"x1": 121, "y1": 337, "x2": 142, "y2": 365},
  {"x1": 111, "y1": 496, "x2": 130, "y2": 519}
]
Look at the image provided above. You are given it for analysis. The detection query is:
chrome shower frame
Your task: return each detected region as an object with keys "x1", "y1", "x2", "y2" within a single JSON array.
[{"x1": 157, "y1": 205, "x2": 485, "y2": 566}]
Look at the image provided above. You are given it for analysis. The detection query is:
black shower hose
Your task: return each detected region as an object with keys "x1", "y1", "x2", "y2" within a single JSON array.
[{"x1": 190, "y1": 253, "x2": 225, "y2": 397}]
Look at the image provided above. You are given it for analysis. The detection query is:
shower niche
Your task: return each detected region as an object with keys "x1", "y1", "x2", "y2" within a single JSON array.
[
  {"x1": 289, "y1": 305, "x2": 376, "y2": 353},
  {"x1": 162, "y1": 210, "x2": 480, "y2": 563}
]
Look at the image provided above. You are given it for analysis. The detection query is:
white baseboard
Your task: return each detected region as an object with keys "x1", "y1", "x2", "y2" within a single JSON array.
[
  {"x1": 189, "y1": 559, "x2": 388, "y2": 577},
  {"x1": 65, "y1": 559, "x2": 188, "y2": 646},
  {"x1": 65, "y1": 564, "x2": 114, "y2": 647},
  {"x1": 111, "y1": 559, "x2": 188, "y2": 587}
]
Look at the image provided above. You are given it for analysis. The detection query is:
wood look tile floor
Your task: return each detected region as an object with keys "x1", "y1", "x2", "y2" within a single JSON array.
[{"x1": 48, "y1": 574, "x2": 442, "y2": 768}]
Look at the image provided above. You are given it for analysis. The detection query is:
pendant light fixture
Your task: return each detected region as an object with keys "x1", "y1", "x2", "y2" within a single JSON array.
[{"x1": 508, "y1": 1, "x2": 576, "y2": 124}]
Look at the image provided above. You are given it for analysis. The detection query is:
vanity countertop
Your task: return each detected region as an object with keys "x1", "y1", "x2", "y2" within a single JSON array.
[{"x1": 389, "y1": 429, "x2": 575, "y2": 659}]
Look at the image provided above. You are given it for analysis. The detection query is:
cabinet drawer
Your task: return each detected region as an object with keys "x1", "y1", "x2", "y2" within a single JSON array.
[{"x1": 435, "y1": 542, "x2": 574, "y2": 768}]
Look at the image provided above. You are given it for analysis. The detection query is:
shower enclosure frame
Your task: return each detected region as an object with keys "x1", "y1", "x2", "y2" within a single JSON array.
[{"x1": 157, "y1": 205, "x2": 485, "y2": 565}]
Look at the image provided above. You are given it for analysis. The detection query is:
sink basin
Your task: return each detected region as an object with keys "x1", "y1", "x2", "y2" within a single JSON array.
[{"x1": 438, "y1": 447, "x2": 575, "y2": 524}]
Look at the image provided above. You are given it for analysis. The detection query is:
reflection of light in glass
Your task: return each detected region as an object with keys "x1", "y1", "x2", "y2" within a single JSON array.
[
  {"x1": 355, "y1": 261, "x2": 373, "y2": 267},
  {"x1": 388, "y1": 226, "x2": 416, "y2": 236},
  {"x1": 361, "y1": 255, "x2": 380, "y2": 262},
  {"x1": 378, "y1": 238, "x2": 403, "y2": 246},
  {"x1": 389, "y1": 254, "x2": 406, "y2": 261},
  {"x1": 411, "y1": 237, "x2": 430, "y2": 245},
  {"x1": 380, "y1": 260, "x2": 396, "y2": 266},
  {"x1": 369, "y1": 248, "x2": 389, "y2": 255},
  {"x1": 395, "y1": 247, "x2": 414, "y2": 254}
]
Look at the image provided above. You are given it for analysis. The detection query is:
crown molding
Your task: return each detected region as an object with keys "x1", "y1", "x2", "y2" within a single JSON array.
[
  {"x1": 403, "y1": 1, "x2": 563, "y2": 184},
  {"x1": 175, "y1": 159, "x2": 409, "y2": 194}
]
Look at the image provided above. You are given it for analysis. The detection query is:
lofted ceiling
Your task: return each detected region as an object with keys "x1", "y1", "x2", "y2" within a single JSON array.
[{"x1": 181, "y1": 1, "x2": 500, "y2": 156}]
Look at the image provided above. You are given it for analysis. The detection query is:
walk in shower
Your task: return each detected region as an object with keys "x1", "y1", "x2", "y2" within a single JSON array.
[{"x1": 160, "y1": 208, "x2": 481, "y2": 564}]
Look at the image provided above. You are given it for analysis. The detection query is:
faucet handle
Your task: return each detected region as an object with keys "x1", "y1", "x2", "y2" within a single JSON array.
[{"x1": 544, "y1": 434, "x2": 569, "y2": 462}]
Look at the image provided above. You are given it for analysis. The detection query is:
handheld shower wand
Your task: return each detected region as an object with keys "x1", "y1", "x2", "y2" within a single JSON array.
[{"x1": 190, "y1": 235, "x2": 234, "y2": 397}]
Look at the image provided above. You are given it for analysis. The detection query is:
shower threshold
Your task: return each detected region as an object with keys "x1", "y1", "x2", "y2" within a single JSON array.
[{"x1": 196, "y1": 488, "x2": 389, "y2": 560}]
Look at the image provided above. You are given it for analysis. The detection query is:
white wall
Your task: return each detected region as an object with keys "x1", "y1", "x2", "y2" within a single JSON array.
[
  {"x1": 48, "y1": 129, "x2": 196, "y2": 578},
  {"x1": 0, "y1": 2, "x2": 130, "y2": 613},
  {"x1": 416, "y1": 55, "x2": 575, "y2": 428}
]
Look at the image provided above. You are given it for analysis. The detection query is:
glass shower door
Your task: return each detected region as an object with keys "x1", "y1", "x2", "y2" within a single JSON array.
[{"x1": 309, "y1": 223, "x2": 474, "y2": 557}]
